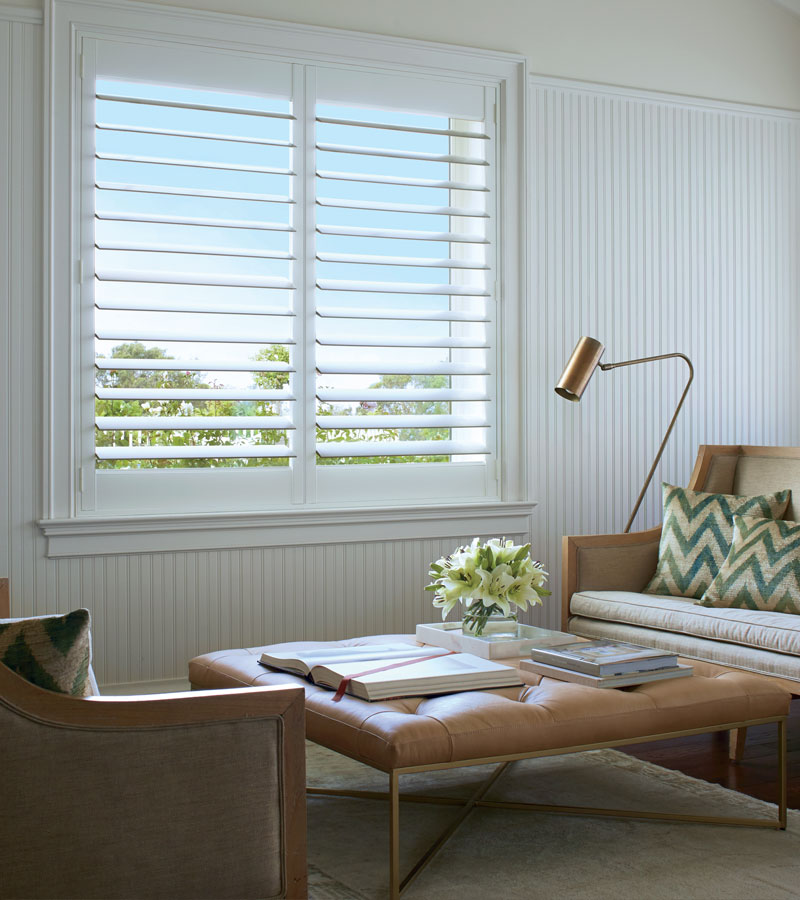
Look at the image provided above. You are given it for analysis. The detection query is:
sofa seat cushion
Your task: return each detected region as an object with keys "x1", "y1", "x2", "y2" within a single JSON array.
[
  {"x1": 571, "y1": 589, "x2": 800, "y2": 657},
  {"x1": 569, "y1": 616, "x2": 800, "y2": 682}
]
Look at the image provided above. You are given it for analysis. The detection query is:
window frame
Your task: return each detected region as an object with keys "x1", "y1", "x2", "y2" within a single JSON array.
[{"x1": 41, "y1": 0, "x2": 531, "y2": 554}]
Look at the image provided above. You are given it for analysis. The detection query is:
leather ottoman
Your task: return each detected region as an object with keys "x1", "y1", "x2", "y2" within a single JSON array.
[{"x1": 189, "y1": 634, "x2": 791, "y2": 898}]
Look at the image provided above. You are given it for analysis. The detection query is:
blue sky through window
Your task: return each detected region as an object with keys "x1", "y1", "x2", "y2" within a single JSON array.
[{"x1": 93, "y1": 81, "x2": 490, "y2": 468}]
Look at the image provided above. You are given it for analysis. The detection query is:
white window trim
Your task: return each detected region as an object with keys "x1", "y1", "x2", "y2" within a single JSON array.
[
  {"x1": 39, "y1": 500, "x2": 536, "y2": 557},
  {"x1": 40, "y1": 0, "x2": 529, "y2": 554}
]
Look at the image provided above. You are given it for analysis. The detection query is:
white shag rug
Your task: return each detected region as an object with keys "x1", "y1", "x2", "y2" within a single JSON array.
[{"x1": 305, "y1": 741, "x2": 799, "y2": 900}]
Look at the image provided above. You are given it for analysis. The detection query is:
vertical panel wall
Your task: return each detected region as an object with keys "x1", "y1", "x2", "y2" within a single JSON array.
[
  {"x1": 3, "y1": 9, "x2": 799, "y2": 684},
  {"x1": 0, "y1": 16, "x2": 10, "y2": 586},
  {"x1": 3, "y1": 10, "x2": 46, "y2": 633},
  {"x1": 529, "y1": 78, "x2": 800, "y2": 626}
]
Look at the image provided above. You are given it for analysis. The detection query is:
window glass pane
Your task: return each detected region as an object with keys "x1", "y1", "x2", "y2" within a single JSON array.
[
  {"x1": 315, "y1": 104, "x2": 491, "y2": 465},
  {"x1": 93, "y1": 79, "x2": 296, "y2": 469}
]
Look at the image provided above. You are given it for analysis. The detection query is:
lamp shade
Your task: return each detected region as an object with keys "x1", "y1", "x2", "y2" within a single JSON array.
[{"x1": 555, "y1": 336, "x2": 605, "y2": 402}]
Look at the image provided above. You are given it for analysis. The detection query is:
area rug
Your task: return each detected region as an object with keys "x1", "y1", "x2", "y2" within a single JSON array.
[{"x1": 306, "y1": 741, "x2": 799, "y2": 900}]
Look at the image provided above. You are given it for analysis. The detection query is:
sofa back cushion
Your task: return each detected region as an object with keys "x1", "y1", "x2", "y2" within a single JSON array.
[
  {"x1": 0, "y1": 609, "x2": 93, "y2": 696},
  {"x1": 698, "y1": 452, "x2": 800, "y2": 522},
  {"x1": 733, "y1": 456, "x2": 800, "y2": 522}
]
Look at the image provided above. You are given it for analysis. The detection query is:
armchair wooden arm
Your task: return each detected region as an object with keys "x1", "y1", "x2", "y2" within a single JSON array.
[
  {"x1": 0, "y1": 663, "x2": 307, "y2": 899},
  {"x1": 561, "y1": 527, "x2": 661, "y2": 631}
]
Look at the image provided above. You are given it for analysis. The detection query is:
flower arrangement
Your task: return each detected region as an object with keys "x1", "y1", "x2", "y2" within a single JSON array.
[{"x1": 426, "y1": 538, "x2": 550, "y2": 636}]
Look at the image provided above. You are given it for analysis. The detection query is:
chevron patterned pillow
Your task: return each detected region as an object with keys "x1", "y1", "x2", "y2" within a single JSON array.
[
  {"x1": 698, "y1": 515, "x2": 800, "y2": 614},
  {"x1": 0, "y1": 609, "x2": 92, "y2": 696},
  {"x1": 644, "y1": 483, "x2": 791, "y2": 600}
]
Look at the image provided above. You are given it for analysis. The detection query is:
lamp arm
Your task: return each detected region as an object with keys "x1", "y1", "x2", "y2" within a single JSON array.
[{"x1": 599, "y1": 353, "x2": 694, "y2": 533}]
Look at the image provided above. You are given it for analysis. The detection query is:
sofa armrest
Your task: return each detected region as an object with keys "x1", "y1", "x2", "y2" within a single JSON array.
[
  {"x1": 561, "y1": 527, "x2": 661, "y2": 631},
  {"x1": 0, "y1": 665, "x2": 307, "y2": 899}
]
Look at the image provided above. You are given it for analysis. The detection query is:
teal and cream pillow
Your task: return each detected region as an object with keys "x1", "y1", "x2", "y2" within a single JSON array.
[
  {"x1": 644, "y1": 484, "x2": 791, "y2": 600},
  {"x1": 0, "y1": 609, "x2": 92, "y2": 695},
  {"x1": 698, "y1": 515, "x2": 800, "y2": 614}
]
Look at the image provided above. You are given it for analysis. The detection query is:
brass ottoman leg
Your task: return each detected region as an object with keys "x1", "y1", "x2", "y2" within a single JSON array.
[{"x1": 389, "y1": 771, "x2": 400, "y2": 900}]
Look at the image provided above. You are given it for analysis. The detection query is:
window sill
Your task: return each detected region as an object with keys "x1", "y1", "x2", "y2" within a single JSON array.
[{"x1": 38, "y1": 501, "x2": 537, "y2": 557}]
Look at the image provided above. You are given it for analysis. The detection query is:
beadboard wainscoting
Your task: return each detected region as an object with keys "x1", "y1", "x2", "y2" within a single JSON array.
[
  {"x1": 3, "y1": 6, "x2": 800, "y2": 686},
  {"x1": 529, "y1": 77, "x2": 800, "y2": 625},
  {"x1": 23, "y1": 537, "x2": 528, "y2": 686}
]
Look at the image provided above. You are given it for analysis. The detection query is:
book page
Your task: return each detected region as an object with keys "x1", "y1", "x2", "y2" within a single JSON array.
[
  {"x1": 261, "y1": 643, "x2": 446, "y2": 676},
  {"x1": 312, "y1": 652, "x2": 512, "y2": 689}
]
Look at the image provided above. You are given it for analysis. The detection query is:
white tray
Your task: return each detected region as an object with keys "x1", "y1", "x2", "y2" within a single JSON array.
[{"x1": 415, "y1": 622, "x2": 573, "y2": 660}]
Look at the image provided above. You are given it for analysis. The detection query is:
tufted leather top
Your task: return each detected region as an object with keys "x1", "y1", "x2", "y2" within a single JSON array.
[{"x1": 189, "y1": 634, "x2": 790, "y2": 771}]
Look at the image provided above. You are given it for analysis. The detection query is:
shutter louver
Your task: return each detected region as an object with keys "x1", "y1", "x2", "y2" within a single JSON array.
[
  {"x1": 314, "y1": 104, "x2": 493, "y2": 462},
  {"x1": 93, "y1": 80, "x2": 296, "y2": 468}
]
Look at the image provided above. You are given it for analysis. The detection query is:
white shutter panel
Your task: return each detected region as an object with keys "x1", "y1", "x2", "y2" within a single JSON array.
[
  {"x1": 313, "y1": 99, "x2": 494, "y2": 463},
  {"x1": 93, "y1": 79, "x2": 297, "y2": 467}
]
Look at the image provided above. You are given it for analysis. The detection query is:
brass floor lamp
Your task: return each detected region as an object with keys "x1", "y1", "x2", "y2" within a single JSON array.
[{"x1": 555, "y1": 336, "x2": 694, "y2": 533}]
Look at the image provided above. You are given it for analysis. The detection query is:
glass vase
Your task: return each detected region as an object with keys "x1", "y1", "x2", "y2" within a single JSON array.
[{"x1": 461, "y1": 607, "x2": 519, "y2": 638}]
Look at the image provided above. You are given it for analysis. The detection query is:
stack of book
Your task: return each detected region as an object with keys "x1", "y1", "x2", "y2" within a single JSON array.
[{"x1": 520, "y1": 639, "x2": 691, "y2": 688}]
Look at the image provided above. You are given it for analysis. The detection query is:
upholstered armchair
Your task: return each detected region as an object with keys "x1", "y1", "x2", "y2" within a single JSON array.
[{"x1": 0, "y1": 636, "x2": 307, "y2": 899}]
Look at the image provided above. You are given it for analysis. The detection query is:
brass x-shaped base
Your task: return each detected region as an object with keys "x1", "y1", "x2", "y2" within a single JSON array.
[{"x1": 307, "y1": 717, "x2": 788, "y2": 899}]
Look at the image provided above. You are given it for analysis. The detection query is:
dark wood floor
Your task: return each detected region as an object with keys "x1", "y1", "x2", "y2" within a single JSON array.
[{"x1": 618, "y1": 696, "x2": 800, "y2": 809}]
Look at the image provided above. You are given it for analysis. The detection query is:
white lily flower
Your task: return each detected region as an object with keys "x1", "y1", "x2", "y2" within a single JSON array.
[
  {"x1": 427, "y1": 537, "x2": 549, "y2": 624},
  {"x1": 506, "y1": 578, "x2": 539, "y2": 611}
]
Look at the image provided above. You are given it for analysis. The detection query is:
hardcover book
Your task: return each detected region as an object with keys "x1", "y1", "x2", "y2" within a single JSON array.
[
  {"x1": 529, "y1": 639, "x2": 678, "y2": 676},
  {"x1": 259, "y1": 643, "x2": 523, "y2": 701},
  {"x1": 520, "y1": 658, "x2": 692, "y2": 689}
]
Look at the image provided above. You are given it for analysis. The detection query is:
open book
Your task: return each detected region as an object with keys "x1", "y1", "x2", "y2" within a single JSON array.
[{"x1": 259, "y1": 643, "x2": 523, "y2": 701}]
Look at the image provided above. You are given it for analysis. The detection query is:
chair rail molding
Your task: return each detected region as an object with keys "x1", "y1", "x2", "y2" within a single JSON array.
[
  {"x1": 529, "y1": 74, "x2": 800, "y2": 120},
  {"x1": 0, "y1": 5, "x2": 43, "y2": 23}
]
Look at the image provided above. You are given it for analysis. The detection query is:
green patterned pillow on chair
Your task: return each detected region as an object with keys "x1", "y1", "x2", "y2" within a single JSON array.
[
  {"x1": 698, "y1": 515, "x2": 800, "y2": 614},
  {"x1": 0, "y1": 609, "x2": 92, "y2": 696},
  {"x1": 644, "y1": 484, "x2": 791, "y2": 600}
]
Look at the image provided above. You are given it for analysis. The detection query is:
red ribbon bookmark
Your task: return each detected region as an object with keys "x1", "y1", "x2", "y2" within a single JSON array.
[{"x1": 332, "y1": 650, "x2": 458, "y2": 702}]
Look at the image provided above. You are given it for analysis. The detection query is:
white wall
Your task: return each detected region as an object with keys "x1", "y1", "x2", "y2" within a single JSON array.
[
  {"x1": 529, "y1": 78, "x2": 800, "y2": 614},
  {"x1": 10, "y1": 0, "x2": 800, "y2": 108},
  {"x1": 2, "y1": 2, "x2": 799, "y2": 686}
]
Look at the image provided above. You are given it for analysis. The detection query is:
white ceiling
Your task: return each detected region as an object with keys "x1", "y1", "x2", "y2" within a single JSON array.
[{"x1": 772, "y1": 0, "x2": 800, "y2": 18}]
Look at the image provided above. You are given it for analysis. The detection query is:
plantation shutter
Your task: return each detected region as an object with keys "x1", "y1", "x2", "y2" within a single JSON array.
[
  {"x1": 91, "y1": 52, "x2": 298, "y2": 467},
  {"x1": 313, "y1": 72, "x2": 495, "y2": 463}
]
